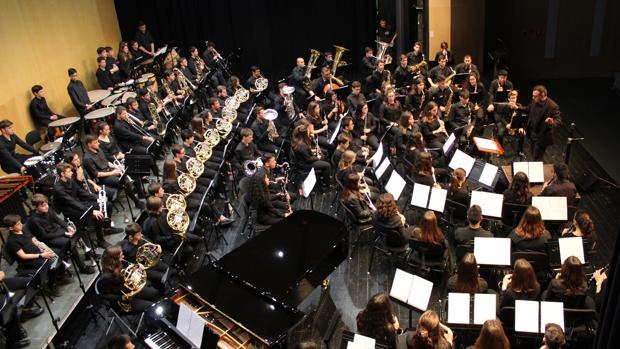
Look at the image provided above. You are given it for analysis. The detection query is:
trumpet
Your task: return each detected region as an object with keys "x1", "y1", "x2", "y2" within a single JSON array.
[
  {"x1": 113, "y1": 155, "x2": 133, "y2": 184},
  {"x1": 98, "y1": 185, "x2": 108, "y2": 218}
]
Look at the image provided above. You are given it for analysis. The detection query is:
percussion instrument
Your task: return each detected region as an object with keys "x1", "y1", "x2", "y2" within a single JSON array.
[
  {"x1": 40, "y1": 142, "x2": 61, "y2": 152},
  {"x1": 282, "y1": 86, "x2": 295, "y2": 95},
  {"x1": 137, "y1": 73, "x2": 157, "y2": 90},
  {"x1": 264, "y1": 109, "x2": 279, "y2": 121},
  {"x1": 136, "y1": 77, "x2": 149, "y2": 90},
  {"x1": 24, "y1": 156, "x2": 45, "y2": 180},
  {"x1": 138, "y1": 58, "x2": 154, "y2": 66},
  {"x1": 121, "y1": 91, "x2": 137, "y2": 104},
  {"x1": 48, "y1": 116, "x2": 80, "y2": 127},
  {"x1": 84, "y1": 107, "x2": 115, "y2": 120},
  {"x1": 101, "y1": 92, "x2": 124, "y2": 107},
  {"x1": 87, "y1": 89, "x2": 112, "y2": 104}
]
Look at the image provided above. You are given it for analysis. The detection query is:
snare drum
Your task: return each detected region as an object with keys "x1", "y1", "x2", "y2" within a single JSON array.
[
  {"x1": 141, "y1": 73, "x2": 157, "y2": 90},
  {"x1": 24, "y1": 156, "x2": 45, "y2": 179}
]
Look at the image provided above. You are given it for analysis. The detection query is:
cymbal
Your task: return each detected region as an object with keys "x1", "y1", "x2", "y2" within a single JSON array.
[
  {"x1": 48, "y1": 116, "x2": 80, "y2": 127},
  {"x1": 40, "y1": 142, "x2": 60, "y2": 152},
  {"x1": 139, "y1": 58, "x2": 154, "y2": 66},
  {"x1": 87, "y1": 89, "x2": 111, "y2": 103},
  {"x1": 264, "y1": 108, "x2": 279, "y2": 121},
  {"x1": 84, "y1": 107, "x2": 115, "y2": 120}
]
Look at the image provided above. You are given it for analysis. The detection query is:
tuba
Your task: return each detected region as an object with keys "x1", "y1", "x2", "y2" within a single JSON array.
[
  {"x1": 194, "y1": 141, "x2": 213, "y2": 162},
  {"x1": 177, "y1": 172, "x2": 196, "y2": 195},
  {"x1": 186, "y1": 157, "x2": 205, "y2": 178},
  {"x1": 242, "y1": 158, "x2": 263, "y2": 177},
  {"x1": 167, "y1": 209, "x2": 190, "y2": 235},
  {"x1": 375, "y1": 40, "x2": 393, "y2": 65},
  {"x1": 303, "y1": 49, "x2": 321, "y2": 91},
  {"x1": 136, "y1": 242, "x2": 161, "y2": 269},
  {"x1": 118, "y1": 262, "x2": 147, "y2": 312},
  {"x1": 331, "y1": 45, "x2": 349, "y2": 76}
]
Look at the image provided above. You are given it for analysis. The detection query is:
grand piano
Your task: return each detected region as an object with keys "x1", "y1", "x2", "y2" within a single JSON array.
[{"x1": 140, "y1": 210, "x2": 348, "y2": 349}]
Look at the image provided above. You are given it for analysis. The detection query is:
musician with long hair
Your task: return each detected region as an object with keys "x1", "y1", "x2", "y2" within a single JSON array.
[
  {"x1": 248, "y1": 171, "x2": 291, "y2": 226},
  {"x1": 420, "y1": 102, "x2": 447, "y2": 149},
  {"x1": 117, "y1": 41, "x2": 134, "y2": 81},
  {"x1": 446, "y1": 167, "x2": 469, "y2": 206},
  {"x1": 292, "y1": 124, "x2": 331, "y2": 183},
  {"x1": 412, "y1": 211, "x2": 448, "y2": 262},
  {"x1": 561, "y1": 210, "x2": 597, "y2": 248},
  {"x1": 404, "y1": 78, "x2": 427, "y2": 117},
  {"x1": 356, "y1": 292, "x2": 401, "y2": 347},
  {"x1": 447, "y1": 253, "x2": 488, "y2": 293},
  {"x1": 341, "y1": 172, "x2": 373, "y2": 225},
  {"x1": 394, "y1": 112, "x2": 419, "y2": 155},
  {"x1": 406, "y1": 310, "x2": 453, "y2": 349},
  {"x1": 99, "y1": 245, "x2": 160, "y2": 313},
  {"x1": 508, "y1": 206, "x2": 551, "y2": 251},
  {"x1": 470, "y1": 320, "x2": 510, "y2": 349},
  {"x1": 355, "y1": 102, "x2": 379, "y2": 150},
  {"x1": 543, "y1": 256, "x2": 594, "y2": 309},
  {"x1": 500, "y1": 258, "x2": 541, "y2": 308},
  {"x1": 412, "y1": 152, "x2": 436, "y2": 187},
  {"x1": 502, "y1": 171, "x2": 532, "y2": 205},
  {"x1": 378, "y1": 88, "x2": 402, "y2": 131},
  {"x1": 305, "y1": 101, "x2": 329, "y2": 148},
  {"x1": 373, "y1": 193, "x2": 414, "y2": 253}
]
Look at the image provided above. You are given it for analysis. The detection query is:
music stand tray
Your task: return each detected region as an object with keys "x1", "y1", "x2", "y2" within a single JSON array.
[{"x1": 125, "y1": 155, "x2": 152, "y2": 177}]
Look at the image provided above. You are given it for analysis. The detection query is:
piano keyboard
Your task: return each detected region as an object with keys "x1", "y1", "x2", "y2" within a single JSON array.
[{"x1": 144, "y1": 330, "x2": 185, "y2": 349}]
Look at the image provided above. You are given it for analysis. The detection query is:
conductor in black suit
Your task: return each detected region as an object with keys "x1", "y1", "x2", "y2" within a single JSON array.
[{"x1": 521, "y1": 85, "x2": 561, "y2": 161}]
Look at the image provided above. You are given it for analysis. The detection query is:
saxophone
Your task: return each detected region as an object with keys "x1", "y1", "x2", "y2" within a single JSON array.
[
  {"x1": 443, "y1": 88, "x2": 453, "y2": 119},
  {"x1": 161, "y1": 79, "x2": 180, "y2": 107},
  {"x1": 148, "y1": 103, "x2": 166, "y2": 137}
]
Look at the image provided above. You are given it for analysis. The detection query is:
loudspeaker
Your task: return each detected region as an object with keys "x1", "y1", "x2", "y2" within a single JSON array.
[{"x1": 575, "y1": 169, "x2": 599, "y2": 192}]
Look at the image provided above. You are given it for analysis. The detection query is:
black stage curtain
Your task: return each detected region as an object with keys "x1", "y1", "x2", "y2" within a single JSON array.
[
  {"x1": 594, "y1": 225, "x2": 620, "y2": 349},
  {"x1": 114, "y1": 0, "x2": 376, "y2": 81}
]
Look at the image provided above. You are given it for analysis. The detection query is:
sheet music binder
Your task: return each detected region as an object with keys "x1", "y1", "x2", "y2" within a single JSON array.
[
  {"x1": 410, "y1": 183, "x2": 448, "y2": 213},
  {"x1": 515, "y1": 300, "x2": 564, "y2": 333},
  {"x1": 389, "y1": 269, "x2": 433, "y2": 312},
  {"x1": 446, "y1": 293, "x2": 497, "y2": 326}
]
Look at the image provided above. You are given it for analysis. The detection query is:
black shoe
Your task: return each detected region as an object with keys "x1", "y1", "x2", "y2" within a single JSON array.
[
  {"x1": 218, "y1": 217, "x2": 235, "y2": 227},
  {"x1": 44, "y1": 286, "x2": 61, "y2": 298},
  {"x1": 10, "y1": 338, "x2": 30, "y2": 348},
  {"x1": 20, "y1": 307, "x2": 44, "y2": 321},
  {"x1": 79, "y1": 264, "x2": 96, "y2": 274},
  {"x1": 134, "y1": 200, "x2": 145, "y2": 210},
  {"x1": 97, "y1": 239, "x2": 111, "y2": 248}
]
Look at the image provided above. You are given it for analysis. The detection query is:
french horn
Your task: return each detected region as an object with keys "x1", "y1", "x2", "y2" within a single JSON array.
[
  {"x1": 136, "y1": 242, "x2": 161, "y2": 269},
  {"x1": 186, "y1": 157, "x2": 205, "y2": 178},
  {"x1": 167, "y1": 209, "x2": 190, "y2": 234},
  {"x1": 203, "y1": 129, "x2": 220, "y2": 148},
  {"x1": 194, "y1": 141, "x2": 212, "y2": 162},
  {"x1": 216, "y1": 118, "x2": 233, "y2": 138},
  {"x1": 234, "y1": 86, "x2": 250, "y2": 102},
  {"x1": 177, "y1": 172, "x2": 196, "y2": 194},
  {"x1": 166, "y1": 193, "x2": 187, "y2": 213},
  {"x1": 221, "y1": 106, "x2": 237, "y2": 122},
  {"x1": 251, "y1": 77, "x2": 268, "y2": 93},
  {"x1": 224, "y1": 96, "x2": 240, "y2": 110},
  {"x1": 118, "y1": 262, "x2": 147, "y2": 312}
]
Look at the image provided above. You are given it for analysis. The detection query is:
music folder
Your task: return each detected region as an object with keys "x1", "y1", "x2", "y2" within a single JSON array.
[
  {"x1": 447, "y1": 293, "x2": 497, "y2": 325},
  {"x1": 448, "y1": 149, "x2": 475, "y2": 176},
  {"x1": 531, "y1": 196, "x2": 568, "y2": 221},
  {"x1": 474, "y1": 237, "x2": 511, "y2": 266},
  {"x1": 176, "y1": 302, "x2": 205, "y2": 348},
  {"x1": 347, "y1": 333, "x2": 375, "y2": 349},
  {"x1": 301, "y1": 168, "x2": 317, "y2": 198},
  {"x1": 473, "y1": 137, "x2": 502, "y2": 155},
  {"x1": 375, "y1": 157, "x2": 391, "y2": 179},
  {"x1": 389, "y1": 269, "x2": 433, "y2": 312},
  {"x1": 442, "y1": 133, "x2": 457, "y2": 157},
  {"x1": 371, "y1": 142, "x2": 384, "y2": 169},
  {"x1": 385, "y1": 170, "x2": 406, "y2": 201},
  {"x1": 512, "y1": 161, "x2": 544, "y2": 183},
  {"x1": 410, "y1": 183, "x2": 448, "y2": 213},
  {"x1": 470, "y1": 191, "x2": 504, "y2": 218},
  {"x1": 515, "y1": 300, "x2": 564, "y2": 333},
  {"x1": 558, "y1": 236, "x2": 585, "y2": 264},
  {"x1": 477, "y1": 163, "x2": 499, "y2": 187}
]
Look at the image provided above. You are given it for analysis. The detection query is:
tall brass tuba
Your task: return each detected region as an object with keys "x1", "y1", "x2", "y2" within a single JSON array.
[
  {"x1": 375, "y1": 40, "x2": 393, "y2": 65},
  {"x1": 118, "y1": 262, "x2": 147, "y2": 312},
  {"x1": 331, "y1": 45, "x2": 349, "y2": 76},
  {"x1": 303, "y1": 49, "x2": 321, "y2": 91}
]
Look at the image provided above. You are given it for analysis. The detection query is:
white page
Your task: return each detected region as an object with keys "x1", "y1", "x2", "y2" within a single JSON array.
[
  {"x1": 470, "y1": 191, "x2": 504, "y2": 218},
  {"x1": 473, "y1": 293, "x2": 497, "y2": 325},
  {"x1": 559, "y1": 236, "x2": 585, "y2": 264},
  {"x1": 389, "y1": 269, "x2": 414, "y2": 303},
  {"x1": 532, "y1": 196, "x2": 568, "y2": 221},
  {"x1": 353, "y1": 334, "x2": 376, "y2": 349},
  {"x1": 375, "y1": 157, "x2": 390, "y2": 179},
  {"x1": 301, "y1": 168, "x2": 316, "y2": 198},
  {"x1": 176, "y1": 302, "x2": 192, "y2": 336},
  {"x1": 474, "y1": 237, "x2": 511, "y2": 266},
  {"x1": 407, "y1": 275, "x2": 434, "y2": 311},
  {"x1": 410, "y1": 183, "x2": 431, "y2": 208},
  {"x1": 448, "y1": 293, "x2": 471, "y2": 324},
  {"x1": 512, "y1": 162, "x2": 529, "y2": 178},
  {"x1": 473, "y1": 137, "x2": 499, "y2": 151},
  {"x1": 529, "y1": 161, "x2": 545, "y2": 183},
  {"x1": 540, "y1": 301, "x2": 564, "y2": 333},
  {"x1": 347, "y1": 341, "x2": 362, "y2": 349},
  {"x1": 385, "y1": 170, "x2": 406, "y2": 200},
  {"x1": 329, "y1": 118, "x2": 343, "y2": 144},
  {"x1": 515, "y1": 300, "x2": 540, "y2": 333},
  {"x1": 442, "y1": 133, "x2": 456, "y2": 154},
  {"x1": 428, "y1": 187, "x2": 448, "y2": 213},
  {"x1": 478, "y1": 163, "x2": 499, "y2": 187},
  {"x1": 371, "y1": 142, "x2": 384, "y2": 169},
  {"x1": 187, "y1": 309, "x2": 205, "y2": 348},
  {"x1": 448, "y1": 149, "x2": 476, "y2": 176}
]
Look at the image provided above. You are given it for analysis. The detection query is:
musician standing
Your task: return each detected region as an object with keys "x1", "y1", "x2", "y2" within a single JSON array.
[
  {"x1": 520, "y1": 85, "x2": 561, "y2": 161},
  {"x1": 0, "y1": 120, "x2": 39, "y2": 175},
  {"x1": 134, "y1": 21, "x2": 155, "y2": 57},
  {"x1": 117, "y1": 42, "x2": 134, "y2": 81},
  {"x1": 67, "y1": 68, "x2": 93, "y2": 116},
  {"x1": 360, "y1": 47, "x2": 376, "y2": 77}
]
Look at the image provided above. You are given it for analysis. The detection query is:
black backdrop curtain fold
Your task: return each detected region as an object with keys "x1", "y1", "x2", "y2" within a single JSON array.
[{"x1": 114, "y1": 0, "x2": 376, "y2": 81}]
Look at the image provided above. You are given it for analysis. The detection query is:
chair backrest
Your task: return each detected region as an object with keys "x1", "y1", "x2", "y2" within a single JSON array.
[
  {"x1": 410, "y1": 238, "x2": 445, "y2": 259},
  {"x1": 445, "y1": 199, "x2": 468, "y2": 222},
  {"x1": 511, "y1": 250, "x2": 549, "y2": 275},
  {"x1": 501, "y1": 203, "x2": 529, "y2": 228},
  {"x1": 1, "y1": 244, "x2": 15, "y2": 266},
  {"x1": 498, "y1": 306, "x2": 515, "y2": 328},
  {"x1": 339, "y1": 200, "x2": 358, "y2": 229},
  {"x1": 25, "y1": 130, "x2": 41, "y2": 147},
  {"x1": 455, "y1": 243, "x2": 474, "y2": 263},
  {"x1": 564, "y1": 307, "x2": 596, "y2": 327}
]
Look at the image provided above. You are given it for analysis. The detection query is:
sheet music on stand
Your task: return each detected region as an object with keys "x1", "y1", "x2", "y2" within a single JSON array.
[
  {"x1": 410, "y1": 183, "x2": 447, "y2": 213},
  {"x1": 447, "y1": 293, "x2": 470, "y2": 324},
  {"x1": 446, "y1": 292, "x2": 497, "y2": 325},
  {"x1": 389, "y1": 269, "x2": 434, "y2": 311},
  {"x1": 385, "y1": 170, "x2": 406, "y2": 201},
  {"x1": 473, "y1": 137, "x2": 503, "y2": 155},
  {"x1": 329, "y1": 117, "x2": 344, "y2": 145},
  {"x1": 531, "y1": 196, "x2": 567, "y2": 221},
  {"x1": 302, "y1": 168, "x2": 317, "y2": 198},
  {"x1": 515, "y1": 300, "x2": 564, "y2": 333},
  {"x1": 176, "y1": 302, "x2": 205, "y2": 348},
  {"x1": 470, "y1": 191, "x2": 504, "y2": 218},
  {"x1": 559, "y1": 236, "x2": 585, "y2": 264},
  {"x1": 474, "y1": 237, "x2": 511, "y2": 265},
  {"x1": 473, "y1": 294, "x2": 497, "y2": 325},
  {"x1": 442, "y1": 133, "x2": 457, "y2": 157},
  {"x1": 512, "y1": 162, "x2": 545, "y2": 183},
  {"x1": 448, "y1": 149, "x2": 475, "y2": 176},
  {"x1": 371, "y1": 142, "x2": 384, "y2": 169},
  {"x1": 477, "y1": 163, "x2": 499, "y2": 187},
  {"x1": 375, "y1": 157, "x2": 391, "y2": 180}
]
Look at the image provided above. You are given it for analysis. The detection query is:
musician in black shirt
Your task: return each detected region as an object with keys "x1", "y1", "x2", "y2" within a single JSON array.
[
  {"x1": 29, "y1": 85, "x2": 62, "y2": 140},
  {"x1": 233, "y1": 128, "x2": 261, "y2": 176},
  {"x1": 360, "y1": 47, "x2": 376, "y2": 77},
  {"x1": 346, "y1": 81, "x2": 367, "y2": 116},
  {"x1": 520, "y1": 85, "x2": 561, "y2": 161},
  {"x1": 134, "y1": 21, "x2": 155, "y2": 58},
  {"x1": 454, "y1": 54, "x2": 480, "y2": 76},
  {"x1": 429, "y1": 75, "x2": 453, "y2": 115},
  {"x1": 117, "y1": 42, "x2": 134, "y2": 81},
  {"x1": 113, "y1": 106, "x2": 154, "y2": 154},
  {"x1": 245, "y1": 65, "x2": 262, "y2": 89},
  {"x1": 486, "y1": 69, "x2": 514, "y2": 113},
  {"x1": 129, "y1": 95, "x2": 157, "y2": 135},
  {"x1": 311, "y1": 66, "x2": 343, "y2": 99},
  {"x1": 96, "y1": 57, "x2": 115, "y2": 90},
  {"x1": 67, "y1": 68, "x2": 93, "y2": 116},
  {"x1": 0, "y1": 120, "x2": 39, "y2": 174},
  {"x1": 433, "y1": 41, "x2": 454, "y2": 66},
  {"x1": 368, "y1": 60, "x2": 390, "y2": 94},
  {"x1": 406, "y1": 41, "x2": 426, "y2": 66},
  {"x1": 121, "y1": 223, "x2": 167, "y2": 290},
  {"x1": 446, "y1": 90, "x2": 483, "y2": 140},
  {"x1": 428, "y1": 55, "x2": 454, "y2": 87},
  {"x1": 393, "y1": 54, "x2": 411, "y2": 90}
]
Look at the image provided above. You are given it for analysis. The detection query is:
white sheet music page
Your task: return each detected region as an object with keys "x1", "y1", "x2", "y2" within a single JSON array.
[
  {"x1": 478, "y1": 163, "x2": 499, "y2": 187},
  {"x1": 329, "y1": 118, "x2": 343, "y2": 144},
  {"x1": 176, "y1": 302, "x2": 192, "y2": 338},
  {"x1": 448, "y1": 149, "x2": 475, "y2": 176},
  {"x1": 540, "y1": 301, "x2": 565, "y2": 333},
  {"x1": 515, "y1": 300, "x2": 539, "y2": 333},
  {"x1": 512, "y1": 162, "x2": 529, "y2": 179},
  {"x1": 371, "y1": 142, "x2": 384, "y2": 169},
  {"x1": 408, "y1": 275, "x2": 434, "y2": 311},
  {"x1": 385, "y1": 170, "x2": 407, "y2": 200},
  {"x1": 428, "y1": 187, "x2": 448, "y2": 213},
  {"x1": 442, "y1": 133, "x2": 456, "y2": 154},
  {"x1": 353, "y1": 334, "x2": 376, "y2": 349},
  {"x1": 301, "y1": 168, "x2": 317, "y2": 198},
  {"x1": 473, "y1": 293, "x2": 497, "y2": 325},
  {"x1": 187, "y1": 308, "x2": 205, "y2": 348},
  {"x1": 410, "y1": 183, "x2": 431, "y2": 208},
  {"x1": 532, "y1": 196, "x2": 568, "y2": 221},
  {"x1": 448, "y1": 293, "x2": 471, "y2": 324},
  {"x1": 473, "y1": 137, "x2": 499, "y2": 151},
  {"x1": 470, "y1": 191, "x2": 504, "y2": 218},
  {"x1": 375, "y1": 157, "x2": 390, "y2": 179},
  {"x1": 529, "y1": 161, "x2": 545, "y2": 183},
  {"x1": 559, "y1": 236, "x2": 585, "y2": 264},
  {"x1": 474, "y1": 237, "x2": 511, "y2": 266},
  {"x1": 390, "y1": 269, "x2": 414, "y2": 303}
]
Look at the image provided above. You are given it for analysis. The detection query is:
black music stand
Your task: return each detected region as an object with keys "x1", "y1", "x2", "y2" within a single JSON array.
[{"x1": 452, "y1": 73, "x2": 469, "y2": 86}]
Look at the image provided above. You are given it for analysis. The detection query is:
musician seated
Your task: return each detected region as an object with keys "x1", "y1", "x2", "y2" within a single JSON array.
[
  {"x1": 447, "y1": 253, "x2": 489, "y2": 294},
  {"x1": 305, "y1": 102, "x2": 330, "y2": 149},
  {"x1": 406, "y1": 310, "x2": 453, "y2": 349},
  {"x1": 321, "y1": 91, "x2": 344, "y2": 131},
  {"x1": 3, "y1": 214, "x2": 59, "y2": 295},
  {"x1": 393, "y1": 55, "x2": 412, "y2": 90},
  {"x1": 251, "y1": 107, "x2": 287, "y2": 155},
  {"x1": 404, "y1": 78, "x2": 427, "y2": 117},
  {"x1": 346, "y1": 81, "x2": 367, "y2": 116},
  {"x1": 54, "y1": 163, "x2": 108, "y2": 248},
  {"x1": 291, "y1": 124, "x2": 331, "y2": 184},
  {"x1": 233, "y1": 128, "x2": 262, "y2": 177},
  {"x1": 499, "y1": 259, "x2": 541, "y2": 309},
  {"x1": 493, "y1": 90, "x2": 522, "y2": 147},
  {"x1": 271, "y1": 82, "x2": 303, "y2": 130},
  {"x1": 540, "y1": 163, "x2": 578, "y2": 206},
  {"x1": 27, "y1": 194, "x2": 95, "y2": 274},
  {"x1": 332, "y1": 134, "x2": 350, "y2": 168},
  {"x1": 29, "y1": 85, "x2": 63, "y2": 141},
  {"x1": 403, "y1": 132, "x2": 425, "y2": 169},
  {"x1": 378, "y1": 88, "x2": 402, "y2": 133},
  {"x1": 360, "y1": 47, "x2": 376, "y2": 77},
  {"x1": 561, "y1": 210, "x2": 597, "y2": 249},
  {"x1": 311, "y1": 66, "x2": 342, "y2": 100},
  {"x1": 454, "y1": 54, "x2": 480, "y2": 76},
  {"x1": 367, "y1": 60, "x2": 390, "y2": 95},
  {"x1": 121, "y1": 223, "x2": 168, "y2": 290},
  {"x1": 487, "y1": 69, "x2": 514, "y2": 113},
  {"x1": 453, "y1": 205, "x2": 493, "y2": 245},
  {"x1": 99, "y1": 245, "x2": 160, "y2": 313},
  {"x1": 130, "y1": 94, "x2": 159, "y2": 135},
  {"x1": 446, "y1": 90, "x2": 483, "y2": 142},
  {"x1": 248, "y1": 172, "x2": 291, "y2": 226},
  {"x1": 356, "y1": 292, "x2": 400, "y2": 348},
  {"x1": 245, "y1": 65, "x2": 262, "y2": 89},
  {"x1": 428, "y1": 75, "x2": 453, "y2": 116},
  {"x1": 83, "y1": 134, "x2": 145, "y2": 209},
  {"x1": 394, "y1": 112, "x2": 420, "y2": 155},
  {"x1": 411, "y1": 152, "x2": 438, "y2": 187},
  {"x1": 502, "y1": 171, "x2": 533, "y2": 205},
  {"x1": 261, "y1": 153, "x2": 297, "y2": 210},
  {"x1": 355, "y1": 103, "x2": 379, "y2": 151},
  {"x1": 542, "y1": 256, "x2": 595, "y2": 309},
  {"x1": 177, "y1": 57, "x2": 197, "y2": 85},
  {"x1": 372, "y1": 193, "x2": 414, "y2": 253},
  {"x1": 0, "y1": 119, "x2": 39, "y2": 175},
  {"x1": 341, "y1": 172, "x2": 373, "y2": 225},
  {"x1": 406, "y1": 41, "x2": 426, "y2": 66},
  {"x1": 159, "y1": 70, "x2": 185, "y2": 106},
  {"x1": 445, "y1": 168, "x2": 470, "y2": 207},
  {"x1": 340, "y1": 116, "x2": 373, "y2": 162},
  {"x1": 420, "y1": 102, "x2": 447, "y2": 149},
  {"x1": 428, "y1": 54, "x2": 453, "y2": 87},
  {"x1": 0, "y1": 269, "x2": 34, "y2": 348},
  {"x1": 181, "y1": 129, "x2": 220, "y2": 172},
  {"x1": 171, "y1": 144, "x2": 211, "y2": 190},
  {"x1": 508, "y1": 206, "x2": 551, "y2": 252},
  {"x1": 113, "y1": 106, "x2": 156, "y2": 156},
  {"x1": 411, "y1": 211, "x2": 449, "y2": 263},
  {"x1": 336, "y1": 150, "x2": 378, "y2": 196}
]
